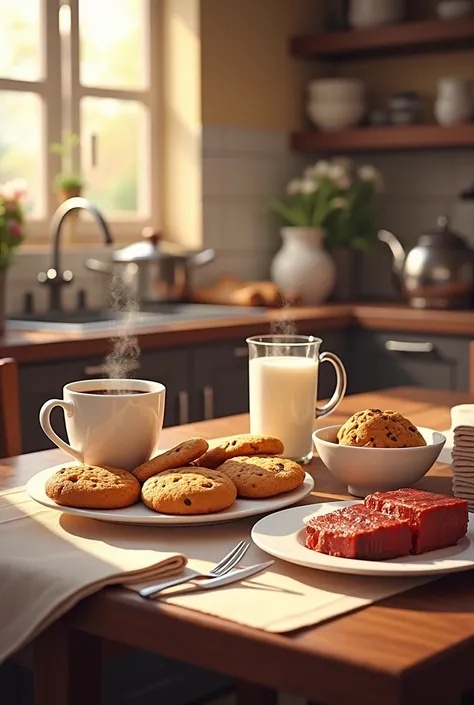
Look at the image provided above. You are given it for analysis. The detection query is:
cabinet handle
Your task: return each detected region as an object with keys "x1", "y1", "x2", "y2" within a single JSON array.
[
  {"x1": 234, "y1": 347, "x2": 249, "y2": 358},
  {"x1": 178, "y1": 391, "x2": 189, "y2": 425},
  {"x1": 84, "y1": 360, "x2": 141, "y2": 376},
  {"x1": 203, "y1": 385, "x2": 214, "y2": 420},
  {"x1": 385, "y1": 340, "x2": 434, "y2": 354}
]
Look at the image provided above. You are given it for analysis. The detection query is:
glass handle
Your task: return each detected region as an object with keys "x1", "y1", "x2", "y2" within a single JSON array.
[{"x1": 316, "y1": 352, "x2": 347, "y2": 419}]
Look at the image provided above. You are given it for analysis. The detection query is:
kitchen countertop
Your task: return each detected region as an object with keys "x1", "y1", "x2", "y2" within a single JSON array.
[{"x1": 3, "y1": 302, "x2": 474, "y2": 363}]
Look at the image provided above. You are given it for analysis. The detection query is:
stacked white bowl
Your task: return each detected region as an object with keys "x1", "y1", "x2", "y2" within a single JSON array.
[{"x1": 307, "y1": 79, "x2": 366, "y2": 132}]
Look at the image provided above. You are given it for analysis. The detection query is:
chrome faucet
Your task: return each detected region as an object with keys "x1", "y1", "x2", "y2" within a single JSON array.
[{"x1": 38, "y1": 197, "x2": 114, "y2": 311}]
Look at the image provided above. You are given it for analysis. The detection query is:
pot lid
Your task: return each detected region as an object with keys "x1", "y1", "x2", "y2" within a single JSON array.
[
  {"x1": 419, "y1": 215, "x2": 470, "y2": 250},
  {"x1": 112, "y1": 228, "x2": 187, "y2": 263}
]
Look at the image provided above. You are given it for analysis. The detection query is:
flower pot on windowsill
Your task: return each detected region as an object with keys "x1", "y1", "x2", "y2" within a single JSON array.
[
  {"x1": 56, "y1": 184, "x2": 82, "y2": 205},
  {"x1": 55, "y1": 184, "x2": 83, "y2": 244}
]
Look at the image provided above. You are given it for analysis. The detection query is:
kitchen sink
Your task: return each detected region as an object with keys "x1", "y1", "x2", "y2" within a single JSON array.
[{"x1": 7, "y1": 303, "x2": 266, "y2": 332}]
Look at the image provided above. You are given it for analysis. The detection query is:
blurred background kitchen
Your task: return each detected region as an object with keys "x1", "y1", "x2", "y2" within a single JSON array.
[
  {"x1": 2, "y1": 0, "x2": 474, "y2": 461},
  {"x1": 1, "y1": 0, "x2": 473, "y2": 316},
  {"x1": 2, "y1": 2, "x2": 474, "y2": 705}
]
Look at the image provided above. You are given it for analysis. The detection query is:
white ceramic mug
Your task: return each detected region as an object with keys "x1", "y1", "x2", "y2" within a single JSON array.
[
  {"x1": 39, "y1": 379, "x2": 166, "y2": 470},
  {"x1": 451, "y1": 404, "x2": 474, "y2": 431}
]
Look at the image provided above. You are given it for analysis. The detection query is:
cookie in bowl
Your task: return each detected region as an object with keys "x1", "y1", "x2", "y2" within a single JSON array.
[
  {"x1": 313, "y1": 412, "x2": 445, "y2": 498},
  {"x1": 337, "y1": 409, "x2": 426, "y2": 448}
]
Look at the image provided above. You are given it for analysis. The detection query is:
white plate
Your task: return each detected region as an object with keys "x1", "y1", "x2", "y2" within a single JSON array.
[
  {"x1": 26, "y1": 464, "x2": 315, "y2": 527},
  {"x1": 251, "y1": 500, "x2": 474, "y2": 576}
]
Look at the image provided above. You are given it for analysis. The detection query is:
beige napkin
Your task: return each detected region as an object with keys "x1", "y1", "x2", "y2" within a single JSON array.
[
  {"x1": 1, "y1": 483, "x2": 438, "y2": 659},
  {"x1": 0, "y1": 487, "x2": 186, "y2": 663},
  {"x1": 48, "y1": 499, "x2": 434, "y2": 634}
]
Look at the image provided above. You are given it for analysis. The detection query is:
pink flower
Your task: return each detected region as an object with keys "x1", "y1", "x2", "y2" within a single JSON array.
[
  {"x1": 0, "y1": 179, "x2": 28, "y2": 201},
  {"x1": 9, "y1": 220, "x2": 22, "y2": 238}
]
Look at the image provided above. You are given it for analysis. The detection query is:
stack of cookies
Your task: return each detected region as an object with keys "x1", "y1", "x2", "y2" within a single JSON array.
[
  {"x1": 135, "y1": 434, "x2": 305, "y2": 515},
  {"x1": 45, "y1": 434, "x2": 306, "y2": 517},
  {"x1": 451, "y1": 425, "x2": 474, "y2": 511}
]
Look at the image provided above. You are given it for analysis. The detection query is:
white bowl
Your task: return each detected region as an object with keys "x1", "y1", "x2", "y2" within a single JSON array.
[
  {"x1": 312, "y1": 424, "x2": 446, "y2": 498},
  {"x1": 308, "y1": 78, "x2": 365, "y2": 102},
  {"x1": 437, "y1": 0, "x2": 473, "y2": 20},
  {"x1": 307, "y1": 101, "x2": 365, "y2": 131}
]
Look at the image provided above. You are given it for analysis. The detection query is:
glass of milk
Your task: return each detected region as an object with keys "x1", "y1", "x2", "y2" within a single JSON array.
[{"x1": 247, "y1": 335, "x2": 347, "y2": 463}]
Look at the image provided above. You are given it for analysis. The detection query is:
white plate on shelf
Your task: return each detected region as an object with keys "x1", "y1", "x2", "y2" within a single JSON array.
[
  {"x1": 26, "y1": 463, "x2": 315, "y2": 527},
  {"x1": 251, "y1": 500, "x2": 474, "y2": 577}
]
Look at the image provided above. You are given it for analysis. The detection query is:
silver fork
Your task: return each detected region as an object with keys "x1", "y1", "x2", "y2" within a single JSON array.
[{"x1": 139, "y1": 540, "x2": 250, "y2": 598}]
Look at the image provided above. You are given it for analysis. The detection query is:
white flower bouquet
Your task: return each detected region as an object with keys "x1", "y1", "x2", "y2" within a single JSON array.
[{"x1": 271, "y1": 157, "x2": 383, "y2": 251}]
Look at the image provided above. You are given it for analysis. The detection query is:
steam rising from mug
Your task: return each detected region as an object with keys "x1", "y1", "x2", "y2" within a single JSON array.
[
  {"x1": 104, "y1": 273, "x2": 140, "y2": 379},
  {"x1": 270, "y1": 297, "x2": 297, "y2": 347}
]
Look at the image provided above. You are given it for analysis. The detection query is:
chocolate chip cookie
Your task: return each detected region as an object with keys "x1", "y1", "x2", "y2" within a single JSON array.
[
  {"x1": 45, "y1": 465, "x2": 140, "y2": 509},
  {"x1": 132, "y1": 438, "x2": 209, "y2": 483},
  {"x1": 141, "y1": 467, "x2": 237, "y2": 515},
  {"x1": 217, "y1": 455, "x2": 305, "y2": 498},
  {"x1": 337, "y1": 409, "x2": 426, "y2": 448},
  {"x1": 195, "y1": 434, "x2": 284, "y2": 469}
]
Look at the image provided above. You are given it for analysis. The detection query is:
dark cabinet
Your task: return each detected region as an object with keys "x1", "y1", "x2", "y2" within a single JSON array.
[
  {"x1": 190, "y1": 341, "x2": 250, "y2": 421},
  {"x1": 348, "y1": 330, "x2": 470, "y2": 394},
  {"x1": 137, "y1": 349, "x2": 191, "y2": 427}
]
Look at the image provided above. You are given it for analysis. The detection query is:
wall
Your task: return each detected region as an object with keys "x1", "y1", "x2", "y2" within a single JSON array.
[
  {"x1": 196, "y1": 0, "x2": 323, "y2": 288},
  {"x1": 200, "y1": 0, "x2": 322, "y2": 131},
  {"x1": 333, "y1": 0, "x2": 474, "y2": 300}
]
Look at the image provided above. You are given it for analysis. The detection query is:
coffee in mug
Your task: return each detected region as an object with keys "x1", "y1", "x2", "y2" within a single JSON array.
[{"x1": 39, "y1": 379, "x2": 166, "y2": 470}]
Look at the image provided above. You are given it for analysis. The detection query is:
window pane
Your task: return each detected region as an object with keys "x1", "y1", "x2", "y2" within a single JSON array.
[
  {"x1": 79, "y1": 0, "x2": 148, "y2": 90},
  {"x1": 0, "y1": 91, "x2": 43, "y2": 216},
  {"x1": 0, "y1": 0, "x2": 41, "y2": 81},
  {"x1": 81, "y1": 97, "x2": 148, "y2": 216}
]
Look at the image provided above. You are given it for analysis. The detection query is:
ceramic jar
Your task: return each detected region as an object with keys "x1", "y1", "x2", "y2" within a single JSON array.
[
  {"x1": 348, "y1": 0, "x2": 405, "y2": 29},
  {"x1": 307, "y1": 79, "x2": 366, "y2": 132},
  {"x1": 270, "y1": 227, "x2": 336, "y2": 305},
  {"x1": 434, "y1": 77, "x2": 473, "y2": 126}
]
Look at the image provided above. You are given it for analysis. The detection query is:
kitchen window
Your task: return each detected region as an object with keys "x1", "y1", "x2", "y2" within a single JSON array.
[{"x1": 0, "y1": 0, "x2": 160, "y2": 242}]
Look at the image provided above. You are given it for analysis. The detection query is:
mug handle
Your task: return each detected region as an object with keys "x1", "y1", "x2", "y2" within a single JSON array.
[
  {"x1": 316, "y1": 352, "x2": 347, "y2": 419},
  {"x1": 39, "y1": 399, "x2": 83, "y2": 462}
]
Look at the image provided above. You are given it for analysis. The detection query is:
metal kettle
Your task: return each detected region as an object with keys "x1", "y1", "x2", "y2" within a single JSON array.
[{"x1": 378, "y1": 216, "x2": 474, "y2": 309}]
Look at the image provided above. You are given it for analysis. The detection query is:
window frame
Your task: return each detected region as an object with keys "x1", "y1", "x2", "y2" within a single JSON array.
[{"x1": 0, "y1": 0, "x2": 161, "y2": 245}]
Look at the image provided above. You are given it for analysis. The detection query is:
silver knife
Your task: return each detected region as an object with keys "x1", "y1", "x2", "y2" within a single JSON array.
[{"x1": 194, "y1": 560, "x2": 274, "y2": 590}]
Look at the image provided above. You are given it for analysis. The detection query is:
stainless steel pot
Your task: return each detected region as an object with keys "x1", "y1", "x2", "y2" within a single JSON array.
[{"x1": 86, "y1": 230, "x2": 215, "y2": 303}]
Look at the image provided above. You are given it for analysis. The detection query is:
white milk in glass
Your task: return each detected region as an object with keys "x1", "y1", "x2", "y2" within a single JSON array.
[{"x1": 249, "y1": 355, "x2": 318, "y2": 460}]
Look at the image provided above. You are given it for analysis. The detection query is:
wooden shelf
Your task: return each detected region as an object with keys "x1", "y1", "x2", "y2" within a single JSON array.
[
  {"x1": 291, "y1": 17, "x2": 474, "y2": 60},
  {"x1": 291, "y1": 124, "x2": 474, "y2": 153}
]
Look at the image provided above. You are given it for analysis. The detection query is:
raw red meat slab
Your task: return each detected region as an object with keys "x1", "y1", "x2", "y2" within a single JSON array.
[
  {"x1": 305, "y1": 504, "x2": 412, "y2": 560},
  {"x1": 364, "y1": 488, "x2": 469, "y2": 554}
]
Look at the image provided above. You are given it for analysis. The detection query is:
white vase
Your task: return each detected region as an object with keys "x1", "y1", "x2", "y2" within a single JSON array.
[
  {"x1": 271, "y1": 227, "x2": 336, "y2": 305},
  {"x1": 348, "y1": 0, "x2": 405, "y2": 28},
  {"x1": 434, "y1": 77, "x2": 473, "y2": 126}
]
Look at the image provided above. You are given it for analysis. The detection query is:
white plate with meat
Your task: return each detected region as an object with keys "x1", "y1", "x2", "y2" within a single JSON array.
[{"x1": 251, "y1": 500, "x2": 474, "y2": 576}]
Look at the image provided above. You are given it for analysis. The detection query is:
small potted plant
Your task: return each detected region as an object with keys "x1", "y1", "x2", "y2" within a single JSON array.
[
  {"x1": 0, "y1": 180, "x2": 27, "y2": 332},
  {"x1": 50, "y1": 131, "x2": 84, "y2": 203},
  {"x1": 50, "y1": 131, "x2": 84, "y2": 242},
  {"x1": 271, "y1": 158, "x2": 382, "y2": 304}
]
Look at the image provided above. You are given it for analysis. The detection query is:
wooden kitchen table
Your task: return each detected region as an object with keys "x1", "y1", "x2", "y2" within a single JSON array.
[{"x1": 5, "y1": 387, "x2": 474, "y2": 705}]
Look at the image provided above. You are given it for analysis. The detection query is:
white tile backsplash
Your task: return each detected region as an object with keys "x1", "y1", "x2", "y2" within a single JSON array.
[
  {"x1": 220, "y1": 127, "x2": 288, "y2": 155},
  {"x1": 8, "y1": 126, "x2": 473, "y2": 310},
  {"x1": 203, "y1": 157, "x2": 225, "y2": 196}
]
